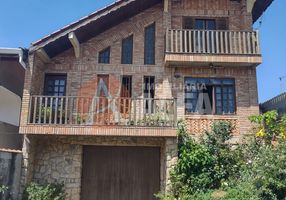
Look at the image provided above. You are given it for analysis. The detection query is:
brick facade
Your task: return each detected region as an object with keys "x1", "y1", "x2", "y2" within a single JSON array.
[{"x1": 19, "y1": 0, "x2": 260, "y2": 199}]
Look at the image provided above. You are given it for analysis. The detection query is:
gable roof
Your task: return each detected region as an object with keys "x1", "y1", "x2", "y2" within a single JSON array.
[
  {"x1": 31, "y1": 0, "x2": 161, "y2": 58},
  {"x1": 30, "y1": 0, "x2": 272, "y2": 58},
  {"x1": 252, "y1": 0, "x2": 274, "y2": 23}
]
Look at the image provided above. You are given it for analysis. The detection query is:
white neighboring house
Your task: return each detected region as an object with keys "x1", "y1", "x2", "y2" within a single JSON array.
[{"x1": 0, "y1": 48, "x2": 26, "y2": 150}]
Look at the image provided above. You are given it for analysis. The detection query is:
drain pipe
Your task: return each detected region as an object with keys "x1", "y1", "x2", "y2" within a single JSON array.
[{"x1": 0, "y1": 48, "x2": 28, "y2": 69}]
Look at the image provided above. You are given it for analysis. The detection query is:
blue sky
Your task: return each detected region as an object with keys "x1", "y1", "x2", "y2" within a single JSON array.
[{"x1": 0, "y1": 0, "x2": 285, "y2": 103}]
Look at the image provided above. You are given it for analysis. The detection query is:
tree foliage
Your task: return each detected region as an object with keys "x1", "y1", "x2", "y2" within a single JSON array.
[{"x1": 159, "y1": 115, "x2": 286, "y2": 200}]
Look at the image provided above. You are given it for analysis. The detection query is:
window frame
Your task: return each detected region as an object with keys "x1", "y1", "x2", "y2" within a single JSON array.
[
  {"x1": 44, "y1": 74, "x2": 67, "y2": 97},
  {"x1": 184, "y1": 77, "x2": 236, "y2": 115},
  {"x1": 121, "y1": 35, "x2": 134, "y2": 64},
  {"x1": 121, "y1": 75, "x2": 132, "y2": 98},
  {"x1": 194, "y1": 19, "x2": 216, "y2": 30},
  {"x1": 183, "y1": 17, "x2": 228, "y2": 30},
  {"x1": 98, "y1": 47, "x2": 111, "y2": 64},
  {"x1": 143, "y1": 76, "x2": 155, "y2": 114},
  {"x1": 144, "y1": 23, "x2": 156, "y2": 65}
]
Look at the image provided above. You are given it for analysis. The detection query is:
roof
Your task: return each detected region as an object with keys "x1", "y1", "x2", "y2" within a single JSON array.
[
  {"x1": 0, "y1": 48, "x2": 28, "y2": 69},
  {"x1": 30, "y1": 0, "x2": 272, "y2": 58},
  {"x1": 31, "y1": 0, "x2": 161, "y2": 58},
  {"x1": 252, "y1": 0, "x2": 274, "y2": 23},
  {"x1": 260, "y1": 92, "x2": 286, "y2": 115}
]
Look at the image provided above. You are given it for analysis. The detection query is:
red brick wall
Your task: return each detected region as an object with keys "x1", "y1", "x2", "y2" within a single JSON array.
[
  {"x1": 20, "y1": 1, "x2": 259, "y2": 137},
  {"x1": 170, "y1": 0, "x2": 252, "y2": 31}
]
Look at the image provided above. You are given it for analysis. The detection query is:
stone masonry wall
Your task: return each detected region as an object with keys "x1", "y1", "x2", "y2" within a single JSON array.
[
  {"x1": 0, "y1": 151, "x2": 22, "y2": 200},
  {"x1": 27, "y1": 135, "x2": 177, "y2": 200}
]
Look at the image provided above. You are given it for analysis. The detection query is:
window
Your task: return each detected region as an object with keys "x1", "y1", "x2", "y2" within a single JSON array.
[
  {"x1": 144, "y1": 23, "x2": 156, "y2": 65},
  {"x1": 121, "y1": 76, "x2": 132, "y2": 98},
  {"x1": 98, "y1": 47, "x2": 110, "y2": 64},
  {"x1": 97, "y1": 75, "x2": 109, "y2": 114},
  {"x1": 185, "y1": 78, "x2": 235, "y2": 115},
  {"x1": 121, "y1": 35, "x2": 133, "y2": 64},
  {"x1": 44, "y1": 74, "x2": 67, "y2": 96},
  {"x1": 183, "y1": 17, "x2": 227, "y2": 30},
  {"x1": 97, "y1": 75, "x2": 109, "y2": 97},
  {"x1": 120, "y1": 76, "x2": 132, "y2": 114},
  {"x1": 144, "y1": 76, "x2": 155, "y2": 113},
  {"x1": 195, "y1": 19, "x2": 216, "y2": 30}
]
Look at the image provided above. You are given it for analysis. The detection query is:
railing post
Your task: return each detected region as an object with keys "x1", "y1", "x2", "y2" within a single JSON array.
[
  {"x1": 166, "y1": 29, "x2": 169, "y2": 53},
  {"x1": 174, "y1": 98, "x2": 177, "y2": 127},
  {"x1": 256, "y1": 30, "x2": 261, "y2": 54},
  {"x1": 28, "y1": 96, "x2": 32, "y2": 124},
  {"x1": 170, "y1": 29, "x2": 174, "y2": 53}
]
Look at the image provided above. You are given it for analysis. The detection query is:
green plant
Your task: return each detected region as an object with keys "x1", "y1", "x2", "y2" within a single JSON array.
[
  {"x1": 131, "y1": 113, "x2": 169, "y2": 126},
  {"x1": 240, "y1": 141, "x2": 286, "y2": 200},
  {"x1": 249, "y1": 111, "x2": 286, "y2": 143},
  {"x1": 36, "y1": 105, "x2": 52, "y2": 122},
  {"x1": 165, "y1": 121, "x2": 243, "y2": 199},
  {"x1": 23, "y1": 182, "x2": 65, "y2": 200},
  {"x1": 76, "y1": 114, "x2": 88, "y2": 124},
  {"x1": 0, "y1": 185, "x2": 8, "y2": 194},
  {"x1": 160, "y1": 118, "x2": 286, "y2": 200},
  {"x1": 200, "y1": 121, "x2": 241, "y2": 188}
]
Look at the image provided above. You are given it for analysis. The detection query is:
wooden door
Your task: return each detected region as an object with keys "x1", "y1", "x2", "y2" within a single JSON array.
[{"x1": 81, "y1": 146, "x2": 160, "y2": 200}]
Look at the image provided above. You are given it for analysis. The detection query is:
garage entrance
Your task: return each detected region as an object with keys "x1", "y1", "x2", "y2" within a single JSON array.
[{"x1": 81, "y1": 146, "x2": 161, "y2": 200}]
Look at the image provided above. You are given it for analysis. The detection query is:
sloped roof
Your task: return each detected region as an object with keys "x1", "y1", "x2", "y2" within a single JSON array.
[
  {"x1": 31, "y1": 0, "x2": 161, "y2": 58},
  {"x1": 252, "y1": 0, "x2": 274, "y2": 23},
  {"x1": 30, "y1": 0, "x2": 272, "y2": 58}
]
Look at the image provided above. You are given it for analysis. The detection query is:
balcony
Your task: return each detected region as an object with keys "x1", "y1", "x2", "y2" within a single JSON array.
[
  {"x1": 165, "y1": 29, "x2": 262, "y2": 67},
  {"x1": 21, "y1": 96, "x2": 177, "y2": 137}
]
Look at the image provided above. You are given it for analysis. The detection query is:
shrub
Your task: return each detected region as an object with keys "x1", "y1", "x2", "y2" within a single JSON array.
[
  {"x1": 0, "y1": 185, "x2": 8, "y2": 194},
  {"x1": 159, "y1": 118, "x2": 286, "y2": 200},
  {"x1": 23, "y1": 182, "x2": 65, "y2": 200},
  {"x1": 169, "y1": 121, "x2": 240, "y2": 198},
  {"x1": 241, "y1": 141, "x2": 286, "y2": 200},
  {"x1": 249, "y1": 111, "x2": 286, "y2": 144}
]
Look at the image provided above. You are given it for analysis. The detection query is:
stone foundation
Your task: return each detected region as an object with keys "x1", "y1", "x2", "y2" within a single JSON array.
[{"x1": 20, "y1": 135, "x2": 178, "y2": 200}]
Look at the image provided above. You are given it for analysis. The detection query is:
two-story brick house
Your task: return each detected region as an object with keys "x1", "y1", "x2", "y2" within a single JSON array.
[{"x1": 19, "y1": 0, "x2": 271, "y2": 199}]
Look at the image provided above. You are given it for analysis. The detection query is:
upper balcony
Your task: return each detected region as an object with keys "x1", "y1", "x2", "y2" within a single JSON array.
[
  {"x1": 20, "y1": 96, "x2": 177, "y2": 137},
  {"x1": 165, "y1": 29, "x2": 262, "y2": 67}
]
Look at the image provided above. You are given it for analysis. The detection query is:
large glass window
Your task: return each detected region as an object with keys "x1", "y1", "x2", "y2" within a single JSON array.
[
  {"x1": 121, "y1": 35, "x2": 133, "y2": 64},
  {"x1": 98, "y1": 47, "x2": 110, "y2": 64},
  {"x1": 185, "y1": 78, "x2": 235, "y2": 115},
  {"x1": 144, "y1": 23, "x2": 156, "y2": 65}
]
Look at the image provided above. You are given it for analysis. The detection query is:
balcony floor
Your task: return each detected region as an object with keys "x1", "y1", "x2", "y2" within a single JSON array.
[
  {"x1": 19, "y1": 125, "x2": 177, "y2": 137},
  {"x1": 165, "y1": 53, "x2": 262, "y2": 67}
]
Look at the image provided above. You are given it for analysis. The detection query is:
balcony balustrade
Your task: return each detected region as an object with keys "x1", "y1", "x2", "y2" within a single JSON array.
[
  {"x1": 28, "y1": 96, "x2": 177, "y2": 128},
  {"x1": 165, "y1": 29, "x2": 261, "y2": 66}
]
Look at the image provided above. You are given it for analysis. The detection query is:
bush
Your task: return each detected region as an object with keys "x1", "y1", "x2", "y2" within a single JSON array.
[
  {"x1": 249, "y1": 111, "x2": 286, "y2": 144},
  {"x1": 169, "y1": 121, "x2": 240, "y2": 199},
  {"x1": 241, "y1": 141, "x2": 286, "y2": 200},
  {"x1": 0, "y1": 185, "x2": 8, "y2": 195},
  {"x1": 159, "y1": 116, "x2": 286, "y2": 200},
  {"x1": 23, "y1": 182, "x2": 65, "y2": 200}
]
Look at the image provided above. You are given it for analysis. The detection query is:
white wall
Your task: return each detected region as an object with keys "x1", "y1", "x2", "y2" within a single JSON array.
[{"x1": 0, "y1": 86, "x2": 21, "y2": 126}]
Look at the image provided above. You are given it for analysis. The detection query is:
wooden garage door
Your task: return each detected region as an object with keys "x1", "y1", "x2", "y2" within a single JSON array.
[{"x1": 81, "y1": 146, "x2": 160, "y2": 200}]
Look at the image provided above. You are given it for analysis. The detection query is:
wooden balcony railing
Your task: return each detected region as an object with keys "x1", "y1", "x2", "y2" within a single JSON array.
[
  {"x1": 166, "y1": 29, "x2": 261, "y2": 55},
  {"x1": 28, "y1": 96, "x2": 177, "y2": 127}
]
